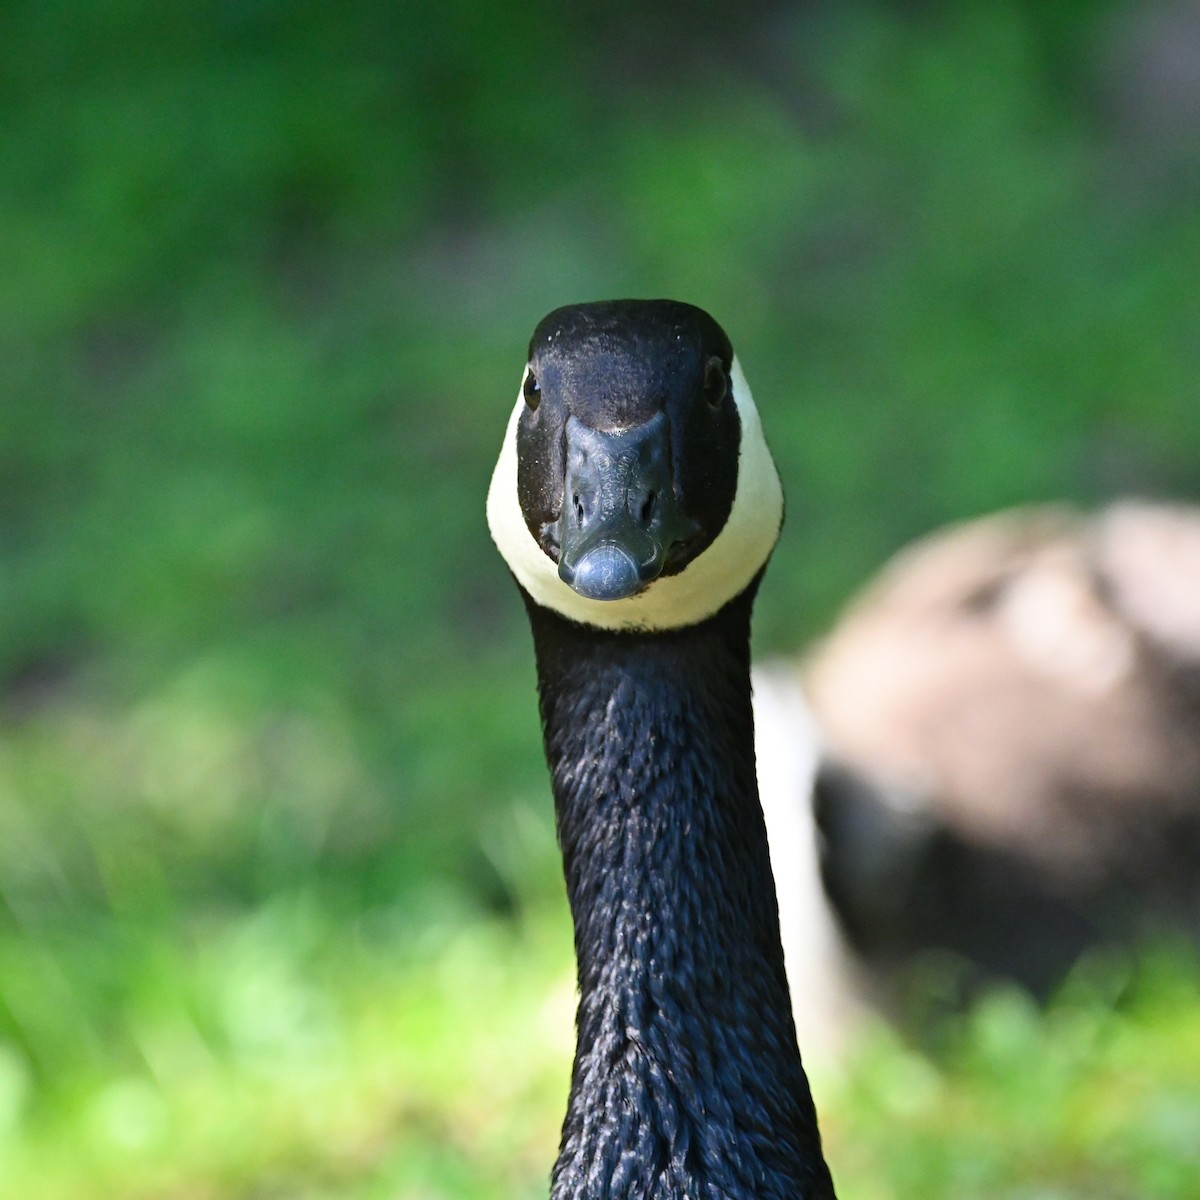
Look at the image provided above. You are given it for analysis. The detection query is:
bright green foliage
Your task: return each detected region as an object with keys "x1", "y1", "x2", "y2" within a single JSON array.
[
  {"x1": 827, "y1": 951, "x2": 1200, "y2": 1199},
  {"x1": 0, "y1": 1, "x2": 1198, "y2": 1196}
]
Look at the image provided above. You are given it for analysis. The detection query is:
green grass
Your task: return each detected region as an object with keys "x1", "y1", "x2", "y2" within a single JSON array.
[
  {"x1": 1, "y1": 0, "x2": 1199, "y2": 1194},
  {"x1": 0, "y1": 893, "x2": 574, "y2": 1200},
  {"x1": 2, "y1": 887, "x2": 1197, "y2": 1198},
  {"x1": 828, "y1": 951, "x2": 1200, "y2": 1198}
]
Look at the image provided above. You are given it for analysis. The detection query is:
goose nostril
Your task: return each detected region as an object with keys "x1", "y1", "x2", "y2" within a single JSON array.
[
  {"x1": 573, "y1": 493, "x2": 584, "y2": 523},
  {"x1": 640, "y1": 492, "x2": 656, "y2": 523}
]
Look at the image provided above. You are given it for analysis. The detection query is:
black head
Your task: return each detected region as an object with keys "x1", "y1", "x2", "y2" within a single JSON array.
[{"x1": 488, "y1": 300, "x2": 783, "y2": 632}]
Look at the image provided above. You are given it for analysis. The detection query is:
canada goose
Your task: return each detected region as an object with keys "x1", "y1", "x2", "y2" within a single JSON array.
[
  {"x1": 779, "y1": 502, "x2": 1200, "y2": 1005},
  {"x1": 487, "y1": 301, "x2": 836, "y2": 1199}
]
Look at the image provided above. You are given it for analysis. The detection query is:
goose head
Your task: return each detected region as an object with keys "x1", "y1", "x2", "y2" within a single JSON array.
[{"x1": 487, "y1": 299, "x2": 784, "y2": 632}]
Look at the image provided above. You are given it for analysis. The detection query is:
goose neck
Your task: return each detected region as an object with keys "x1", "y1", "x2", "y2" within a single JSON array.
[{"x1": 526, "y1": 589, "x2": 835, "y2": 1200}]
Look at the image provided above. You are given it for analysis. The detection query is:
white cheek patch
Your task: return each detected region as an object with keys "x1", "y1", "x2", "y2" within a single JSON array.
[{"x1": 486, "y1": 358, "x2": 783, "y2": 632}]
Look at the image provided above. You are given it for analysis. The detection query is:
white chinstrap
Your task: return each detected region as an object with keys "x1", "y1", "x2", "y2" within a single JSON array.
[{"x1": 487, "y1": 358, "x2": 783, "y2": 632}]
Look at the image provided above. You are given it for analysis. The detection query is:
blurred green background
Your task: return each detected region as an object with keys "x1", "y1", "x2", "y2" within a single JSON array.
[{"x1": 2, "y1": 1, "x2": 1199, "y2": 1196}]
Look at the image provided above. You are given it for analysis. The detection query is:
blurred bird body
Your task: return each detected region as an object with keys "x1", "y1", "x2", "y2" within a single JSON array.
[{"x1": 760, "y1": 502, "x2": 1200, "y2": 1028}]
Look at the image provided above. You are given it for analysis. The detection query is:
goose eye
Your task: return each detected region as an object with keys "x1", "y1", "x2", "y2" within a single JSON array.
[
  {"x1": 703, "y1": 357, "x2": 727, "y2": 408},
  {"x1": 523, "y1": 369, "x2": 541, "y2": 410}
]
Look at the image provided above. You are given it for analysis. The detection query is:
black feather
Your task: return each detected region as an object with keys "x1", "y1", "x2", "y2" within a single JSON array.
[{"x1": 525, "y1": 584, "x2": 836, "y2": 1200}]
